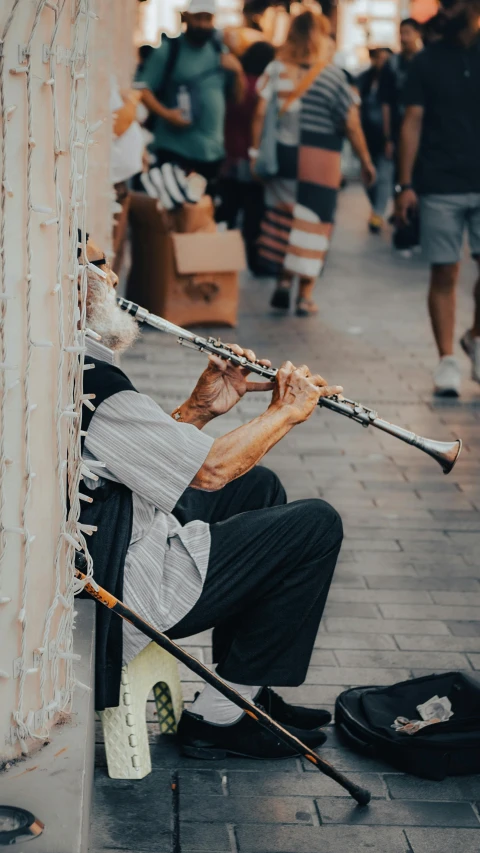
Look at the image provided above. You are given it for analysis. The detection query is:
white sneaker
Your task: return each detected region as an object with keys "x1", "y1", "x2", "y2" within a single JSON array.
[
  {"x1": 433, "y1": 356, "x2": 461, "y2": 397},
  {"x1": 460, "y1": 330, "x2": 480, "y2": 383}
]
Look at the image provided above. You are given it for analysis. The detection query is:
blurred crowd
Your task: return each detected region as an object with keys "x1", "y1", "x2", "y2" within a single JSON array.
[{"x1": 110, "y1": 0, "x2": 480, "y2": 398}]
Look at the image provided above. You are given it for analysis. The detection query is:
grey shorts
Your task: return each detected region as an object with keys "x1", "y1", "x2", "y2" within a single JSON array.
[{"x1": 420, "y1": 192, "x2": 480, "y2": 265}]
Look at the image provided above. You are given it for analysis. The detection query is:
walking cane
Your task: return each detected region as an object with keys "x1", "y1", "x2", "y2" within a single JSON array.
[{"x1": 75, "y1": 560, "x2": 371, "y2": 806}]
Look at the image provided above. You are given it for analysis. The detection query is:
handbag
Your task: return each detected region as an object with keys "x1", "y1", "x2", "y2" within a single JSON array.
[
  {"x1": 255, "y1": 58, "x2": 329, "y2": 180},
  {"x1": 335, "y1": 671, "x2": 480, "y2": 780}
]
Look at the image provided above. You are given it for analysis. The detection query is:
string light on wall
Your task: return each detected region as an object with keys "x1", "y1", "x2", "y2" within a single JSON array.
[{"x1": 0, "y1": 0, "x2": 96, "y2": 758}]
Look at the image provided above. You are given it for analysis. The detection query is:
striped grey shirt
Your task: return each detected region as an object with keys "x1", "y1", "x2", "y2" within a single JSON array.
[{"x1": 83, "y1": 340, "x2": 213, "y2": 664}]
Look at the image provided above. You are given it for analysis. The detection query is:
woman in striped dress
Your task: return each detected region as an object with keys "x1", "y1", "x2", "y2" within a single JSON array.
[{"x1": 252, "y1": 11, "x2": 375, "y2": 316}]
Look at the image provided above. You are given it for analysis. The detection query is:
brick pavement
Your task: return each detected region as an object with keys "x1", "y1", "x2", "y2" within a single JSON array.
[{"x1": 90, "y1": 186, "x2": 480, "y2": 853}]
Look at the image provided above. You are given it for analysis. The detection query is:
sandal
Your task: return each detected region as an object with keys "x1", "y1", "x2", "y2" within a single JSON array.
[
  {"x1": 295, "y1": 298, "x2": 318, "y2": 317},
  {"x1": 270, "y1": 284, "x2": 291, "y2": 311}
]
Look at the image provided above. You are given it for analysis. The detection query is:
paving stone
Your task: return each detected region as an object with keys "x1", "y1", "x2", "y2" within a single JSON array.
[
  {"x1": 395, "y1": 634, "x2": 480, "y2": 652},
  {"x1": 365, "y1": 576, "x2": 480, "y2": 591},
  {"x1": 316, "y1": 798, "x2": 479, "y2": 826},
  {"x1": 385, "y1": 775, "x2": 467, "y2": 801},
  {"x1": 340, "y1": 537, "x2": 402, "y2": 551},
  {"x1": 447, "y1": 622, "x2": 480, "y2": 637},
  {"x1": 379, "y1": 603, "x2": 480, "y2": 621},
  {"x1": 413, "y1": 564, "x2": 480, "y2": 579},
  {"x1": 324, "y1": 601, "x2": 381, "y2": 618},
  {"x1": 91, "y1": 774, "x2": 172, "y2": 850},
  {"x1": 325, "y1": 618, "x2": 450, "y2": 635},
  {"x1": 235, "y1": 825, "x2": 410, "y2": 852},
  {"x1": 307, "y1": 649, "x2": 338, "y2": 666},
  {"x1": 314, "y1": 633, "x2": 397, "y2": 650},
  {"x1": 227, "y1": 771, "x2": 387, "y2": 799},
  {"x1": 180, "y1": 794, "x2": 319, "y2": 825},
  {"x1": 180, "y1": 823, "x2": 232, "y2": 851},
  {"x1": 330, "y1": 573, "x2": 367, "y2": 587},
  {"x1": 333, "y1": 649, "x2": 469, "y2": 670},
  {"x1": 178, "y1": 769, "x2": 226, "y2": 796},
  {"x1": 431, "y1": 591, "x2": 480, "y2": 605},
  {"x1": 405, "y1": 828, "x2": 480, "y2": 853},
  {"x1": 328, "y1": 588, "x2": 433, "y2": 603}
]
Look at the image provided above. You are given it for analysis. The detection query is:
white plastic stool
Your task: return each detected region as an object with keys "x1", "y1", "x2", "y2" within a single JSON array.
[{"x1": 99, "y1": 642, "x2": 184, "y2": 779}]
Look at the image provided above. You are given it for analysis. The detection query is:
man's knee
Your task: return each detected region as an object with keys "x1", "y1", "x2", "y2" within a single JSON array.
[
  {"x1": 430, "y1": 263, "x2": 459, "y2": 293},
  {"x1": 311, "y1": 499, "x2": 343, "y2": 544},
  {"x1": 290, "y1": 498, "x2": 343, "y2": 548}
]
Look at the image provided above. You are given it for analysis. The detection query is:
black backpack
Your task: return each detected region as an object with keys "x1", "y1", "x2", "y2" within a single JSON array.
[{"x1": 335, "y1": 672, "x2": 480, "y2": 780}]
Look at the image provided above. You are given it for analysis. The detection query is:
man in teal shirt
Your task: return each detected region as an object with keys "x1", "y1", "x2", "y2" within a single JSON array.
[{"x1": 137, "y1": 0, "x2": 245, "y2": 182}]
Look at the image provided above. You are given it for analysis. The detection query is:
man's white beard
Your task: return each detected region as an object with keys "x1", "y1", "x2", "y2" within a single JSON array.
[{"x1": 86, "y1": 276, "x2": 139, "y2": 353}]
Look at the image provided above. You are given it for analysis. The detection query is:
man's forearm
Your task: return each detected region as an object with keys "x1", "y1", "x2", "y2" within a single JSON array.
[
  {"x1": 141, "y1": 88, "x2": 170, "y2": 120},
  {"x1": 398, "y1": 108, "x2": 423, "y2": 184},
  {"x1": 190, "y1": 404, "x2": 296, "y2": 491},
  {"x1": 345, "y1": 106, "x2": 372, "y2": 168}
]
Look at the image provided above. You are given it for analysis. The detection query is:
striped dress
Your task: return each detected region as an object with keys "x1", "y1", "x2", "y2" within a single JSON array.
[{"x1": 257, "y1": 60, "x2": 354, "y2": 279}]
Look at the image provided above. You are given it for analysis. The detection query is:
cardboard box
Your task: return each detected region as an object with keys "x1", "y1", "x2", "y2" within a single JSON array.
[{"x1": 127, "y1": 193, "x2": 245, "y2": 327}]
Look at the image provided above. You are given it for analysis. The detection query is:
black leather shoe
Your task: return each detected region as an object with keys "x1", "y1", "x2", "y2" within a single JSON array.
[
  {"x1": 256, "y1": 687, "x2": 332, "y2": 729},
  {"x1": 177, "y1": 709, "x2": 327, "y2": 760}
]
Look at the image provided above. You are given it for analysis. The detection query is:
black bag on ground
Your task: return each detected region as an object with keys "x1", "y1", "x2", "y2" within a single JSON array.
[{"x1": 335, "y1": 672, "x2": 480, "y2": 780}]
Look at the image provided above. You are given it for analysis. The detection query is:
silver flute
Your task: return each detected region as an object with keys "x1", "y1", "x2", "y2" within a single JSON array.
[{"x1": 117, "y1": 297, "x2": 462, "y2": 474}]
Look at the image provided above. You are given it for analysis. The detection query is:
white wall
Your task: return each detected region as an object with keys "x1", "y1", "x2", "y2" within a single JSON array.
[{"x1": 0, "y1": 0, "x2": 137, "y2": 764}]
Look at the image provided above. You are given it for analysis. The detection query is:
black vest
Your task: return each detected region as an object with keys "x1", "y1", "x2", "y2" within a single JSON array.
[{"x1": 79, "y1": 356, "x2": 136, "y2": 710}]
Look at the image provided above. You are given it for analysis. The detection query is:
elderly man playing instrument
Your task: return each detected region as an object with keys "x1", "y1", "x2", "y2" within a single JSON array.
[{"x1": 79, "y1": 234, "x2": 344, "y2": 760}]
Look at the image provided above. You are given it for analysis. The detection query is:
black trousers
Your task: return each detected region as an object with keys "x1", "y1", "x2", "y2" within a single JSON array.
[
  {"x1": 168, "y1": 467, "x2": 343, "y2": 686},
  {"x1": 216, "y1": 179, "x2": 266, "y2": 274}
]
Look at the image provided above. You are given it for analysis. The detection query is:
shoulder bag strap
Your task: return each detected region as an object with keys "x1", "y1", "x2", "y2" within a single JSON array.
[{"x1": 157, "y1": 36, "x2": 181, "y2": 101}]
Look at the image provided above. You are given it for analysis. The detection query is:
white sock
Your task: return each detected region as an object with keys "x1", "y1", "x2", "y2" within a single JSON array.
[{"x1": 190, "y1": 677, "x2": 261, "y2": 726}]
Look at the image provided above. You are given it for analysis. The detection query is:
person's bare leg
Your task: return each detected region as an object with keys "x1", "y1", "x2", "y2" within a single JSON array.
[
  {"x1": 279, "y1": 271, "x2": 295, "y2": 289},
  {"x1": 428, "y1": 263, "x2": 459, "y2": 357},
  {"x1": 296, "y1": 276, "x2": 318, "y2": 316}
]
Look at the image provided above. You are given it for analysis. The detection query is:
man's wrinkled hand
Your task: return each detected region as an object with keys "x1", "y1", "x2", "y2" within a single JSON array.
[
  {"x1": 270, "y1": 361, "x2": 343, "y2": 424},
  {"x1": 188, "y1": 345, "x2": 274, "y2": 419}
]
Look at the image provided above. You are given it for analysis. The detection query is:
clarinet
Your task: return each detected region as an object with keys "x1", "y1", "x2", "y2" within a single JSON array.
[{"x1": 117, "y1": 297, "x2": 462, "y2": 475}]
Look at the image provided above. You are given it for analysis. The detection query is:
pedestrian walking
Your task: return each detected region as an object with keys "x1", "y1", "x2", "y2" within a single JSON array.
[
  {"x1": 136, "y1": 0, "x2": 245, "y2": 192},
  {"x1": 357, "y1": 47, "x2": 394, "y2": 233},
  {"x1": 380, "y1": 18, "x2": 423, "y2": 253},
  {"x1": 396, "y1": 0, "x2": 480, "y2": 397},
  {"x1": 223, "y1": 0, "x2": 270, "y2": 57},
  {"x1": 217, "y1": 41, "x2": 276, "y2": 275},
  {"x1": 380, "y1": 18, "x2": 423, "y2": 156},
  {"x1": 252, "y1": 10, "x2": 375, "y2": 316}
]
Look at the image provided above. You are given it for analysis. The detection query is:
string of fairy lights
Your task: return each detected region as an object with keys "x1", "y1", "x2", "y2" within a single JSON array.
[{"x1": 0, "y1": 0, "x2": 98, "y2": 753}]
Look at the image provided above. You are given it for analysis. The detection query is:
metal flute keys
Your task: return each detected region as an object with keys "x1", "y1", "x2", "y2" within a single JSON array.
[{"x1": 117, "y1": 298, "x2": 462, "y2": 474}]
